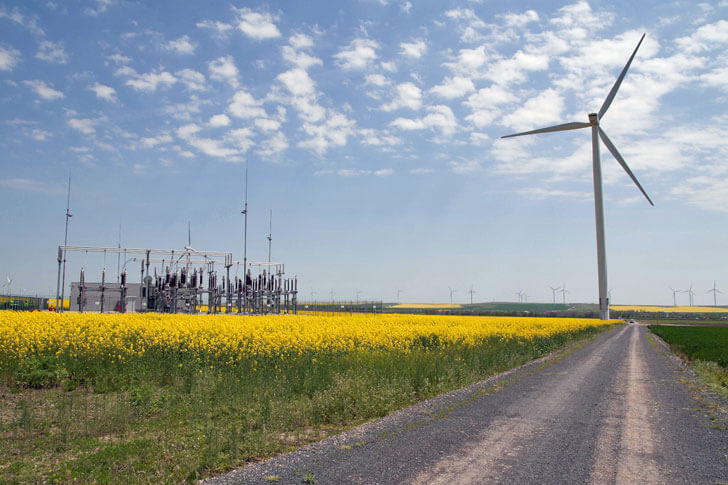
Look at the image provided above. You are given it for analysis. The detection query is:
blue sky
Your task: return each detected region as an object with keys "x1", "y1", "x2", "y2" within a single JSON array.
[{"x1": 1, "y1": 0, "x2": 727, "y2": 306}]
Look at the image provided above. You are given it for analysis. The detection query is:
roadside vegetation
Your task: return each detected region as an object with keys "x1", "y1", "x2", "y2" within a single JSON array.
[
  {"x1": 1, "y1": 311, "x2": 617, "y2": 483},
  {"x1": 648, "y1": 325, "x2": 728, "y2": 400}
]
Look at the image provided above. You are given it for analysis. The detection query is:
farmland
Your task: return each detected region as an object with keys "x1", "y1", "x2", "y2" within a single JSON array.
[
  {"x1": 0, "y1": 311, "x2": 617, "y2": 482},
  {"x1": 648, "y1": 324, "x2": 728, "y2": 400}
]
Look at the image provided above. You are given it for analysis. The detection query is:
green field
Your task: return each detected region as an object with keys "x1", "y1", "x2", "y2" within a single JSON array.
[
  {"x1": 648, "y1": 325, "x2": 728, "y2": 402},
  {"x1": 648, "y1": 325, "x2": 728, "y2": 367}
]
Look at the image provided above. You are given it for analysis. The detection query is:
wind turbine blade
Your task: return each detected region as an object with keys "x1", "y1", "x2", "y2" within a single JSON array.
[
  {"x1": 598, "y1": 33, "x2": 646, "y2": 120},
  {"x1": 501, "y1": 122, "x2": 591, "y2": 138},
  {"x1": 598, "y1": 128, "x2": 654, "y2": 206}
]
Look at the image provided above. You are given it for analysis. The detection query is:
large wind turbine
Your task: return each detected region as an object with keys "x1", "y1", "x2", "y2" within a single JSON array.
[
  {"x1": 502, "y1": 34, "x2": 653, "y2": 320},
  {"x1": 707, "y1": 281, "x2": 722, "y2": 307}
]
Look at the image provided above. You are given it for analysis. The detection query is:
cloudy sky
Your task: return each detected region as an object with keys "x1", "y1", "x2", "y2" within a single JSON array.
[{"x1": 1, "y1": 0, "x2": 727, "y2": 306}]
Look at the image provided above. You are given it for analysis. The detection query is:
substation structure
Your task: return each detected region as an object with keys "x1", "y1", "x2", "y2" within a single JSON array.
[{"x1": 56, "y1": 245, "x2": 298, "y2": 315}]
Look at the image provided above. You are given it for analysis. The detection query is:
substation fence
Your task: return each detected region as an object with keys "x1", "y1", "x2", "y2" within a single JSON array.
[{"x1": 0, "y1": 296, "x2": 47, "y2": 311}]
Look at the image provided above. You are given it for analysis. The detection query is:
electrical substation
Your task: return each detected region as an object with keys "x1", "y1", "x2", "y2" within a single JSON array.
[{"x1": 57, "y1": 246, "x2": 298, "y2": 315}]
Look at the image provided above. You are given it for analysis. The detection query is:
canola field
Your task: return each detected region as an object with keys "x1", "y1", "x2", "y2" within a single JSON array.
[
  {"x1": 0, "y1": 311, "x2": 616, "y2": 373},
  {"x1": 1, "y1": 311, "x2": 619, "y2": 482}
]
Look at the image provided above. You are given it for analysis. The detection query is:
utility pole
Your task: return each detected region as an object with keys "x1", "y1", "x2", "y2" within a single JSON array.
[
  {"x1": 59, "y1": 171, "x2": 72, "y2": 313},
  {"x1": 241, "y1": 164, "x2": 248, "y2": 312}
]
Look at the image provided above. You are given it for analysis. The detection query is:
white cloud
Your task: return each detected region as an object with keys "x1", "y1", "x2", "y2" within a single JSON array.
[
  {"x1": 365, "y1": 74, "x2": 389, "y2": 86},
  {"x1": 229, "y1": 89, "x2": 267, "y2": 119},
  {"x1": 176, "y1": 68, "x2": 206, "y2": 91},
  {"x1": 226, "y1": 128, "x2": 255, "y2": 152},
  {"x1": 390, "y1": 105, "x2": 458, "y2": 136},
  {"x1": 255, "y1": 118, "x2": 281, "y2": 131},
  {"x1": 359, "y1": 128, "x2": 402, "y2": 146},
  {"x1": 503, "y1": 9, "x2": 539, "y2": 28},
  {"x1": 374, "y1": 168, "x2": 394, "y2": 176},
  {"x1": 116, "y1": 67, "x2": 176, "y2": 92},
  {"x1": 444, "y1": 46, "x2": 489, "y2": 75},
  {"x1": 282, "y1": 43, "x2": 322, "y2": 70},
  {"x1": 500, "y1": 88, "x2": 564, "y2": 132},
  {"x1": 107, "y1": 53, "x2": 131, "y2": 65},
  {"x1": 430, "y1": 76, "x2": 475, "y2": 99},
  {"x1": 449, "y1": 159, "x2": 481, "y2": 174},
  {"x1": 299, "y1": 112, "x2": 356, "y2": 155},
  {"x1": 197, "y1": 19, "x2": 233, "y2": 38},
  {"x1": 209, "y1": 55, "x2": 238, "y2": 88},
  {"x1": 31, "y1": 129, "x2": 51, "y2": 141},
  {"x1": 382, "y1": 82, "x2": 422, "y2": 111},
  {"x1": 235, "y1": 8, "x2": 281, "y2": 40},
  {"x1": 401, "y1": 1, "x2": 413, "y2": 14},
  {"x1": 289, "y1": 33, "x2": 314, "y2": 50},
  {"x1": 337, "y1": 169, "x2": 371, "y2": 177},
  {"x1": 400, "y1": 39, "x2": 427, "y2": 58},
  {"x1": 276, "y1": 68, "x2": 325, "y2": 122},
  {"x1": 549, "y1": 0, "x2": 614, "y2": 40},
  {"x1": 35, "y1": 40, "x2": 68, "y2": 64},
  {"x1": 257, "y1": 131, "x2": 288, "y2": 157},
  {"x1": 68, "y1": 118, "x2": 96, "y2": 134},
  {"x1": 88, "y1": 82, "x2": 117, "y2": 101},
  {"x1": 23, "y1": 80, "x2": 64, "y2": 100},
  {"x1": 0, "y1": 45, "x2": 20, "y2": 70},
  {"x1": 334, "y1": 38, "x2": 379, "y2": 70},
  {"x1": 209, "y1": 114, "x2": 231, "y2": 127},
  {"x1": 164, "y1": 35, "x2": 196, "y2": 55},
  {"x1": 177, "y1": 123, "x2": 202, "y2": 140},
  {"x1": 139, "y1": 134, "x2": 173, "y2": 147},
  {"x1": 84, "y1": 0, "x2": 116, "y2": 16},
  {"x1": 676, "y1": 19, "x2": 728, "y2": 53},
  {"x1": 0, "y1": 6, "x2": 45, "y2": 35}
]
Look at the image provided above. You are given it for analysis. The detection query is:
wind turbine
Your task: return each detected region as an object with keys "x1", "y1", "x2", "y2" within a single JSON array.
[
  {"x1": 468, "y1": 285, "x2": 477, "y2": 304},
  {"x1": 502, "y1": 34, "x2": 653, "y2": 320},
  {"x1": 707, "y1": 281, "x2": 723, "y2": 307},
  {"x1": 449, "y1": 287, "x2": 456, "y2": 305},
  {"x1": 516, "y1": 289, "x2": 524, "y2": 303},
  {"x1": 560, "y1": 284, "x2": 569, "y2": 305},
  {"x1": 687, "y1": 284, "x2": 695, "y2": 306},
  {"x1": 549, "y1": 285, "x2": 561, "y2": 304},
  {"x1": 669, "y1": 287, "x2": 682, "y2": 307}
]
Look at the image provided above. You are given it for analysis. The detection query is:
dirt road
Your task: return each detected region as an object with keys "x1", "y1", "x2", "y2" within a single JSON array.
[{"x1": 206, "y1": 324, "x2": 728, "y2": 484}]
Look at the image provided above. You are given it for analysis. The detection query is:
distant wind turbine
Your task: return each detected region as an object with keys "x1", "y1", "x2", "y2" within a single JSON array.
[
  {"x1": 560, "y1": 284, "x2": 569, "y2": 305},
  {"x1": 707, "y1": 281, "x2": 722, "y2": 307},
  {"x1": 449, "y1": 287, "x2": 456, "y2": 305},
  {"x1": 468, "y1": 285, "x2": 476, "y2": 304},
  {"x1": 549, "y1": 285, "x2": 561, "y2": 304},
  {"x1": 502, "y1": 34, "x2": 653, "y2": 320},
  {"x1": 687, "y1": 284, "x2": 695, "y2": 306},
  {"x1": 669, "y1": 287, "x2": 682, "y2": 307}
]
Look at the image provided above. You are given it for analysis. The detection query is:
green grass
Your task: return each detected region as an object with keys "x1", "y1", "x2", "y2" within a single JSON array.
[
  {"x1": 1, "y1": 326, "x2": 611, "y2": 483},
  {"x1": 648, "y1": 325, "x2": 728, "y2": 367},
  {"x1": 648, "y1": 325, "x2": 728, "y2": 401}
]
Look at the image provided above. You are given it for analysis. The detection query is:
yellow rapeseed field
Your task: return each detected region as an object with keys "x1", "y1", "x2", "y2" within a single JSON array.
[
  {"x1": 612, "y1": 305, "x2": 728, "y2": 313},
  {"x1": 389, "y1": 303, "x2": 463, "y2": 309},
  {"x1": 0, "y1": 311, "x2": 618, "y2": 367}
]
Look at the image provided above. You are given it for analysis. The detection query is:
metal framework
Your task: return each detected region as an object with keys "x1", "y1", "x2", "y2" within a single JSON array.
[{"x1": 56, "y1": 245, "x2": 297, "y2": 315}]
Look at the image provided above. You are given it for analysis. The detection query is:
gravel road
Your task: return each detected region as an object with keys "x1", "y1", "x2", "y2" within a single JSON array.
[{"x1": 205, "y1": 324, "x2": 728, "y2": 484}]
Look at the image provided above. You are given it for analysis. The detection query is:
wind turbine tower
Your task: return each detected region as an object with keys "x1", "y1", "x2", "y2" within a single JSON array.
[
  {"x1": 687, "y1": 284, "x2": 695, "y2": 306},
  {"x1": 469, "y1": 285, "x2": 476, "y2": 304},
  {"x1": 560, "y1": 284, "x2": 569, "y2": 305},
  {"x1": 502, "y1": 34, "x2": 653, "y2": 320},
  {"x1": 669, "y1": 287, "x2": 681, "y2": 307},
  {"x1": 707, "y1": 281, "x2": 722, "y2": 307},
  {"x1": 449, "y1": 287, "x2": 456, "y2": 305},
  {"x1": 549, "y1": 285, "x2": 561, "y2": 304}
]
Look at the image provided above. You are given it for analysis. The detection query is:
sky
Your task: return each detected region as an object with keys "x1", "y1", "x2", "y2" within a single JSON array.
[{"x1": 1, "y1": 0, "x2": 727, "y2": 306}]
